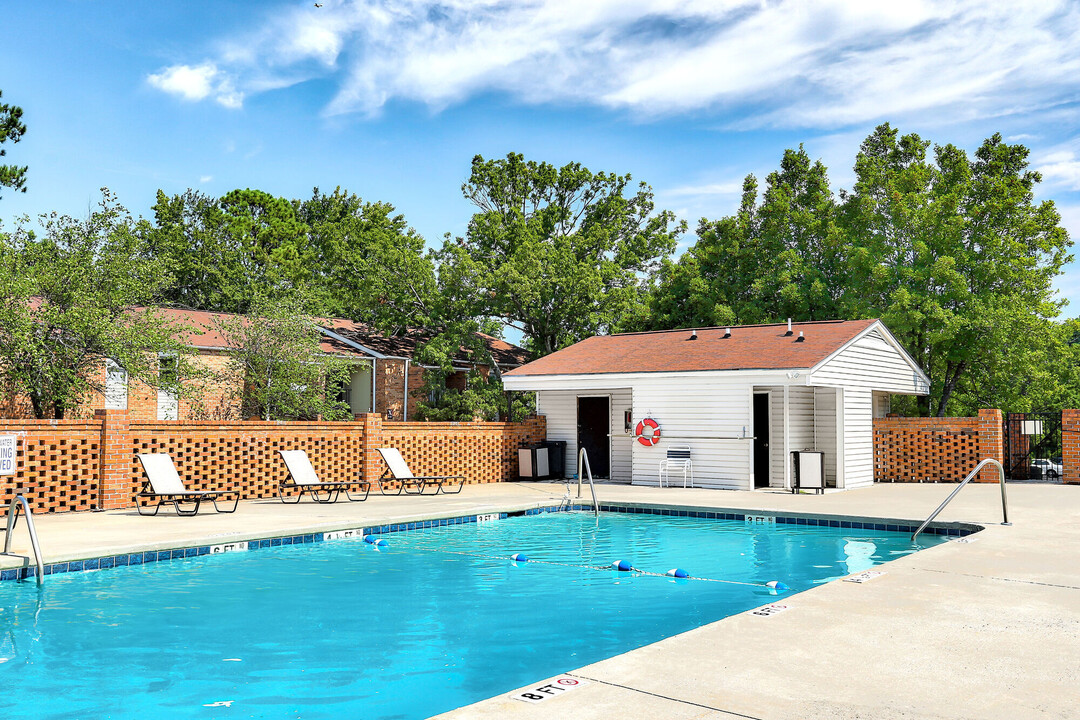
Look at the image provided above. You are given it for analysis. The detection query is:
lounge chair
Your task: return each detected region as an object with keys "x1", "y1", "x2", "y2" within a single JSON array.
[
  {"x1": 136, "y1": 453, "x2": 240, "y2": 516},
  {"x1": 375, "y1": 448, "x2": 466, "y2": 495},
  {"x1": 278, "y1": 450, "x2": 370, "y2": 503}
]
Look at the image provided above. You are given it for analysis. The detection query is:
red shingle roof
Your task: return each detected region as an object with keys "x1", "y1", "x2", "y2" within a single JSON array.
[
  {"x1": 504, "y1": 320, "x2": 879, "y2": 376},
  {"x1": 318, "y1": 318, "x2": 531, "y2": 367},
  {"x1": 146, "y1": 308, "x2": 529, "y2": 367}
]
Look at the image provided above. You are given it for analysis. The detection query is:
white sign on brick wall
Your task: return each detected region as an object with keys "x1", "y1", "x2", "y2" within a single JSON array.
[{"x1": 0, "y1": 435, "x2": 16, "y2": 476}]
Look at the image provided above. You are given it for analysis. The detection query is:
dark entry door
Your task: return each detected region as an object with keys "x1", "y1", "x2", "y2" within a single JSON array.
[
  {"x1": 753, "y1": 393, "x2": 770, "y2": 488},
  {"x1": 577, "y1": 396, "x2": 610, "y2": 479}
]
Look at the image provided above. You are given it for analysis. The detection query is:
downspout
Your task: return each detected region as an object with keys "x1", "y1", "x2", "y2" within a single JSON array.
[
  {"x1": 371, "y1": 358, "x2": 377, "y2": 414},
  {"x1": 403, "y1": 359, "x2": 410, "y2": 421}
]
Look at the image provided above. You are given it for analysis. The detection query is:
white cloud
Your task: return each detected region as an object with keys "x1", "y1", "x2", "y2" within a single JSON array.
[
  {"x1": 1038, "y1": 151, "x2": 1080, "y2": 191},
  {"x1": 199, "y1": 175, "x2": 213, "y2": 184},
  {"x1": 144, "y1": 0, "x2": 1080, "y2": 128},
  {"x1": 147, "y1": 62, "x2": 244, "y2": 109},
  {"x1": 665, "y1": 181, "x2": 744, "y2": 198}
]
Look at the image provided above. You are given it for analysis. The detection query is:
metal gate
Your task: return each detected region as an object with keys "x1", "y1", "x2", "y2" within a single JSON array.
[{"x1": 1003, "y1": 412, "x2": 1062, "y2": 481}]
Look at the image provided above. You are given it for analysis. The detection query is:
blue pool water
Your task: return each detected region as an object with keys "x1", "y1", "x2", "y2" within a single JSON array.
[{"x1": 0, "y1": 511, "x2": 946, "y2": 719}]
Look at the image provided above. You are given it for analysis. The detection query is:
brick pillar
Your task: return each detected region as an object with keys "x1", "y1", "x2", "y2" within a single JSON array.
[
  {"x1": 359, "y1": 413, "x2": 383, "y2": 484},
  {"x1": 524, "y1": 414, "x2": 547, "y2": 444},
  {"x1": 977, "y1": 409, "x2": 1004, "y2": 483},
  {"x1": 95, "y1": 409, "x2": 131, "y2": 510},
  {"x1": 1063, "y1": 409, "x2": 1080, "y2": 485}
]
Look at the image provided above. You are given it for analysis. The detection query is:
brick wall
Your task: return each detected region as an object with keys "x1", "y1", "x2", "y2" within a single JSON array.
[
  {"x1": 873, "y1": 409, "x2": 1004, "y2": 483},
  {"x1": 0, "y1": 412, "x2": 547, "y2": 514},
  {"x1": 0, "y1": 419, "x2": 101, "y2": 512},
  {"x1": 1063, "y1": 409, "x2": 1080, "y2": 485}
]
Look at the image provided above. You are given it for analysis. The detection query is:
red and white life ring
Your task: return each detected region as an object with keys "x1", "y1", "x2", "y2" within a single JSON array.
[{"x1": 635, "y1": 417, "x2": 661, "y2": 447}]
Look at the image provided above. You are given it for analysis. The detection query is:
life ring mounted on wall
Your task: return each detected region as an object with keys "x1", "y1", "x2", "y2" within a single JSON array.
[{"x1": 635, "y1": 417, "x2": 661, "y2": 447}]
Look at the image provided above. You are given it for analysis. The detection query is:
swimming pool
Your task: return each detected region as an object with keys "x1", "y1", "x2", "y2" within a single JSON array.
[{"x1": 1, "y1": 509, "x2": 949, "y2": 719}]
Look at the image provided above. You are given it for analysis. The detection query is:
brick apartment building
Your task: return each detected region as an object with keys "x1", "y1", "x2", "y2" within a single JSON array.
[{"x1": 1, "y1": 308, "x2": 529, "y2": 422}]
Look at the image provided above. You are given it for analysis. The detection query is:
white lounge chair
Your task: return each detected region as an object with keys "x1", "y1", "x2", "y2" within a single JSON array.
[
  {"x1": 136, "y1": 453, "x2": 240, "y2": 516},
  {"x1": 278, "y1": 449, "x2": 369, "y2": 503},
  {"x1": 659, "y1": 446, "x2": 693, "y2": 488},
  {"x1": 375, "y1": 448, "x2": 465, "y2": 495}
]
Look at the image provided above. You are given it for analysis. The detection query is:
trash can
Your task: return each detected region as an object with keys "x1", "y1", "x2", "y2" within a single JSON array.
[
  {"x1": 517, "y1": 444, "x2": 550, "y2": 480},
  {"x1": 791, "y1": 451, "x2": 825, "y2": 494},
  {"x1": 540, "y1": 440, "x2": 567, "y2": 479}
]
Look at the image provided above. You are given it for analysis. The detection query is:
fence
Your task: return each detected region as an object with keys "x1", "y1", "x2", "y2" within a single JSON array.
[
  {"x1": 873, "y1": 409, "x2": 1004, "y2": 483},
  {"x1": 0, "y1": 411, "x2": 547, "y2": 514}
]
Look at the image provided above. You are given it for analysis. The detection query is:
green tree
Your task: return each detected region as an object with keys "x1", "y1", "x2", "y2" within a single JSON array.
[
  {"x1": 647, "y1": 126, "x2": 1072, "y2": 416},
  {"x1": 645, "y1": 146, "x2": 845, "y2": 330},
  {"x1": 413, "y1": 370, "x2": 535, "y2": 422},
  {"x1": 441, "y1": 152, "x2": 685, "y2": 356},
  {"x1": 214, "y1": 293, "x2": 352, "y2": 421},
  {"x1": 842, "y1": 125, "x2": 1071, "y2": 415},
  {"x1": 0, "y1": 190, "x2": 192, "y2": 418},
  {"x1": 149, "y1": 188, "x2": 311, "y2": 313},
  {"x1": 294, "y1": 187, "x2": 438, "y2": 332},
  {"x1": 0, "y1": 90, "x2": 27, "y2": 198},
  {"x1": 148, "y1": 189, "x2": 238, "y2": 311}
]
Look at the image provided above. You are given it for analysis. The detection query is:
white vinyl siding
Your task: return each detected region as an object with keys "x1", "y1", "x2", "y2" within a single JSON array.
[
  {"x1": 536, "y1": 388, "x2": 632, "y2": 480},
  {"x1": 630, "y1": 375, "x2": 755, "y2": 489},
  {"x1": 814, "y1": 386, "x2": 838, "y2": 486},
  {"x1": 764, "y1": 386, "x2": 815, "y2": 488},
  {"x1": 810, "y1": 328, "x2": 928, "y2": 394},
  {"x1": 842, "y1": 388, "x2": 874, "y2": 488},
  {"x1": 511, "y1": 320, "x2": 929, "y2": 494}
]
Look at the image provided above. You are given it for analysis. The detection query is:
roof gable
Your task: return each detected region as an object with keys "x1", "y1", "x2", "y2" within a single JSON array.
[{"x1": 504, "y1": 320, "x2": 880, "y2": 377}]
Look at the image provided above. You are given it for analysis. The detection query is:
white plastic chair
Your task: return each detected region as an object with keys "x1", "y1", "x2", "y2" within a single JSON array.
[{"x1": 659, "y1": 446, "x2": 693, "y2": 488}]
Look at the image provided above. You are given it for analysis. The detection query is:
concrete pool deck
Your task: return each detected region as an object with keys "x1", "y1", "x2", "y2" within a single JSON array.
[{"x1": 3, "y1": 481, "x2": 1079, "y2": 719}]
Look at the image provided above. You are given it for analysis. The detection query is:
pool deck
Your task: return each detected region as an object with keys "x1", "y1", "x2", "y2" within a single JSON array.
[{"x1": 3, "y1": 481, "x2": 1079, "y2": 719}]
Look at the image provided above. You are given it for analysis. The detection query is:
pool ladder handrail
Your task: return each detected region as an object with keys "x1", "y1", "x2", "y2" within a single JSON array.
[
  {"x1": 2, "y1": 495, "x2": 45, "y2": 585},
  {"x1": 576, "y1": 447, "x2": 600, "y2": 516},
  {"x1": 911, "y1": 458, "x2": 1010, "y2": 541}
]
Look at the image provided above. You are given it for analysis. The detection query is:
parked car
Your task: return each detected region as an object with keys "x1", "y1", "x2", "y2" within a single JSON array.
[{"x1": 1030, "y1": 458, "x2": 1062, "y2": 479}]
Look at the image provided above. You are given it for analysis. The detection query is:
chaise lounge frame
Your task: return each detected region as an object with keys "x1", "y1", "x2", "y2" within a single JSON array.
[
  {"x1": 375, "y1": 447, "x2": 466, "y2": 495},
  {"x1": 136, "y1": 453, "x2": 240, "y2": 517},
  {"x1": 278, "y1": 449, "x2": 370, "y2": 503}
]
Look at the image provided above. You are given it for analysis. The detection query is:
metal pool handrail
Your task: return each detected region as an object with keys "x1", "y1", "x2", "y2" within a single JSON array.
[
  {"x1": 576, "y1": 447, "x2": 600, "y2": 516},
  {"x1": 2, "y1": 495, "x2": 45, "y2": 586},
  {"x1": 911, "y1": 458, "x2": 1010, "y2": 541}
]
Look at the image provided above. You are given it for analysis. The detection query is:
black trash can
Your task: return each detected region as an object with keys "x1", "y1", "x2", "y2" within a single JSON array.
[{"x1": 541, "y1": 440, "x2": 567, "y2": 479}]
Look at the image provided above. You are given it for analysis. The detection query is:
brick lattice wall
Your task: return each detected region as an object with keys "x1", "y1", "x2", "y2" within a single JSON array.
[
  {"x1": 382, "y1": 416, "x2": 546, "y2": 489},
  {"x1": 0, "y1": 412, "x2": 547, "y2": 513},
  {"x1": 0, "y1": 420, "x2": 101, "y2": 513},
  {"x1": 873, "y1": 409, "x2": 1004, "y2": 483},
  {"x1": 127, "y1": 419, "x2": 368, "y2": 507}
]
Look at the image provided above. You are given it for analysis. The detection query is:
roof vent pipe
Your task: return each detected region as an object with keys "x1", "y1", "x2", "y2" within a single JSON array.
[
  {"x1": 795, "y1": 331, "x2": 805, "y2": 342},
  {"x1": 689, "y1": 329, "x2": 698, "y2": 341},
  {"x1": 723, "y1": 328, "x2": 731, "y2": 339},
  {"x1": 785, "y1": 318, "x2": 793, "y2": 336}
]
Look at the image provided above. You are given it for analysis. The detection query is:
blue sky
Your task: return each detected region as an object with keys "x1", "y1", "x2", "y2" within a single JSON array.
[{"x1": 3, "y1": 0, "x2": 1080, "y2": 310}]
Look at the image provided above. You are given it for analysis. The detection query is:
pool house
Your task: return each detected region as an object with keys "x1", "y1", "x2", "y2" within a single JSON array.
[{"x1": 502, "y1": 319, "x2": 930, "y2": 491}]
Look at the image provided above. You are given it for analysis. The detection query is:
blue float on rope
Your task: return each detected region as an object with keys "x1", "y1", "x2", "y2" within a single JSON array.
[
  {"x1": 766, "y1": 580, "x2": 789, "y2": 591},
  {"x1": 666, "y1": 568, "x2": 690, "y2": 578},
  {"x1": 612, "y1": 560, "x2": 634, "y2": 572},
  {"x1": 510, "y1": 553, "x2": 528, "y2": 563},
  {"x1": 363, "y1": 535, "x2": 388, "y2": 547}
]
